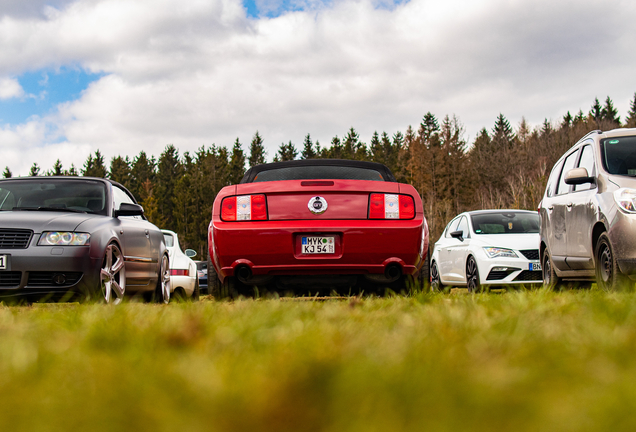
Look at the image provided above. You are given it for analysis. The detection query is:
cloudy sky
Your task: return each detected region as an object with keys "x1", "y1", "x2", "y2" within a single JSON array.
[{"x1": 0, "y1": 0, "x2": 635, "y2": 175}]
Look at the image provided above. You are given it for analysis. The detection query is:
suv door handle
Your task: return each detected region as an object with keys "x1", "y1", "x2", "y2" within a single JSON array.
[
  {"x1": 548, "y1": 206, "x2": 554, "y2": 211},
  {"x1": 566, "y1": 203, "x2": 573, "y2": 208}
]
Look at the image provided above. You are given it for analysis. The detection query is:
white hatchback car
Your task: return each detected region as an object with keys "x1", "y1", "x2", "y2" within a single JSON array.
[
  {"x1": 161, "y1": 229, "x2": 199, "y2": 300},
  {"x1": 431, "y1": 210, "x2": 542, "y2": 292}
]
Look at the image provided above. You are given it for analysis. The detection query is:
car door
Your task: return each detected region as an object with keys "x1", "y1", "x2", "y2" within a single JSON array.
[
  {"x1": 546, "y1": 149, "x2": 579, "y2": 271},
  {"x1": 566, "y1": 143, "x2": 597, "y2": 269},
  {"x1": 112, "y1": 185, "x2": 155, "y2": 285},
  {"x1": 448, "y1": 216, "x2": 471, "y2": 283},
  {"x1": 438, "y1": 216, "x2": 461, "y2": 279}
]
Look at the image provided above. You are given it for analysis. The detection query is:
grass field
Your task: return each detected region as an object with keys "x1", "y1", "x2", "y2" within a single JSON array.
[{"x1": 2, "y1": 289, "x2": 636, "y2": 431}]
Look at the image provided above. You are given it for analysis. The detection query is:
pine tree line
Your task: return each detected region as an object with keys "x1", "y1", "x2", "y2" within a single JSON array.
[{"x1": 5, "y1": 93, "x2": 636, "y2": 257}]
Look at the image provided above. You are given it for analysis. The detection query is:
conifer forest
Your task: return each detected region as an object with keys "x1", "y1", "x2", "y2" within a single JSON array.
[{"x1": 8, "y1": 94, "x2": 636, "y2": 258}]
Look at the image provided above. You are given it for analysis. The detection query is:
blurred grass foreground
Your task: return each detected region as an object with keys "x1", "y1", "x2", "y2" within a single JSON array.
[{"x1": 2, "y1": 290, "x2": 636, "y2": 432}]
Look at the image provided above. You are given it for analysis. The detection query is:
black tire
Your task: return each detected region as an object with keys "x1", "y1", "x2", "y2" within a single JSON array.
[
  {"x1": 542, "y1": 248, "x2": 562, "y2": 290},
  {"x1": 542, "y1": 248, "x2": 559, "y2": 289},
  {"x1": 430, "y1": 260, "x2": 445, "y2": 293},
  {"x1": 152, "y1": 254, "x2": 171, "y2": 304},
  {"x1": 208, "y1": 255, "x2": 221, "y2": 299},
  {"x1": 418, "y1": 248, "x2": 431, "y2": 291},
  {"x1": 215, "y1": 275, "x2": 239, "y2": 300},
  {"x1": 466, "y1": 256, "x2": 481, "y2": 293},
  {"x1": 191, "y1": 278, "x2": 200, "y2": 301},
  {"x1": 595, "y1": 233, "x2": 631, "y2": 291}
]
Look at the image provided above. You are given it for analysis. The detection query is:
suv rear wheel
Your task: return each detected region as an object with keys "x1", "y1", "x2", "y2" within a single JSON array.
[{"x1": 542, "y1": 248, "x2": 561, "y2": 290}]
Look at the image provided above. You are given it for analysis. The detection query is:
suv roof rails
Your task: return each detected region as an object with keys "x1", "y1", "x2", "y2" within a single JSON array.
[{"x1": 581, "y1": 130, "x2": 602, "y2": 140}]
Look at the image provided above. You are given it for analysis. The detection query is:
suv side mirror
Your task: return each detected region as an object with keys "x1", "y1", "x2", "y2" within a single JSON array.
[
  {"x1": 564, "y1": 168, "x2": 595, "y2": 185},
  {"x1": 115, "y1": 203, "x2": 144, "y2": 217},
  {"x1": 185, "y1": 249, "x2": 197, "y2": 258},
  {"x1": 450, "y1": 230, "x2": 464, "y2": 240}
]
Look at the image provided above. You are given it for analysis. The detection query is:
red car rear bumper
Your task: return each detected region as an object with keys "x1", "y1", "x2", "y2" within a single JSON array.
[{"x1": 210, "y1": 218, "x2": 427, "y2": 282}]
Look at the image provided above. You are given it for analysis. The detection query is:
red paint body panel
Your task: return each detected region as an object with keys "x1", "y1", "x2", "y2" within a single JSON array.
[{"x1": 208, "y1": 179, "x2": 428, "y2": 283}]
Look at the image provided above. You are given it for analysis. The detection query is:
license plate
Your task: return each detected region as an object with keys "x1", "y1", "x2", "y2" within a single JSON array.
[
  {"x1": 530, "y1": 262, "x2": 542, "y2": 271},
  {"x1": 301, "y1": 236, "x2": 335, "y2": 254},
  {"x1": 0, "y1": 255, "x2": 6, "y2": 270}
]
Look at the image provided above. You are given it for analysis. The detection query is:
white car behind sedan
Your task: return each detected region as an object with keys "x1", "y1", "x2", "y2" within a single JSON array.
[
  {"x1": 431, "y1": 210, "x2": 542, "y2": 292},
  {"x1": 161, "y1": 229, "x2": 199, "y2": 300}
]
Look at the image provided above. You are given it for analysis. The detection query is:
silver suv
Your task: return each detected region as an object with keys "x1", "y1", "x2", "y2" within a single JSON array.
[{"x1": 540, "y1": 128, "x2": 636, "y2": 290}]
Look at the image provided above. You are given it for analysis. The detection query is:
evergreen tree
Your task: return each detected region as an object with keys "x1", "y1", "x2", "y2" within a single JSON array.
[
  {"x1": 49, "y1": 159, "x2": 64, "y2": 176},
  {"x1": 562, "y1": 111, "x2": 573, "y2": 128},
  {"x1": 65, "y1": 164, "x2": 79, "y2": 176},
  {"x1": 328, "y1": 136, "x2": 342, "y2": 159},
  {"x1": 29, "y1": 163, "x2": 40, "y2": 176},
  {"x1": 3, "y1": 167, "x2": 11, "y2": 178},
  {"x1": 228, "y1": 138, "x2": 246, "y2": 185},
  {"x1": 82, "y1": 150, "x2": 107, "y2": 178},
  {"x1": 109, "y1": 156, "x2": 132, "y2": 187},
  {"x1": 301, "y1": 134, "x2": 317, "y2": 159},
  {"x1": 370, "y1": 131, "x2": 382, "y2": 163},
  {"x1": 590, "y1": 97, "x2": 603, "y2": 123},
  {"x1": 492, "y1": 114, "x2": 515, "y2": 148},
  {"x1": 274, "y1": 141, "x2": 298, "y2": 162},
  {"x1": 626, "y1": 92, "x2": 636, "y2": 128},
  {"x1": 155, "y1": 145, "x2": 183, "y2": 229},
  {"x1": 248, "y1": 131, "x2": 266, "y2": 167},
  {"x1": 419, "y1": 112, "x2": 440, "y2": 148},
  {"x1": 602, "y1": 96, "x2": 620, "y2": 125},
  {"x1": 130, "y1": 151, "x2": 156, "y2": 202}
]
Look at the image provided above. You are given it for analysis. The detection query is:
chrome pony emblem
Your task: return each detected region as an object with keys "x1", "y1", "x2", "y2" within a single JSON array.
[{"x1": 308, "y1": 196, "x2": 328, "y2": 215}]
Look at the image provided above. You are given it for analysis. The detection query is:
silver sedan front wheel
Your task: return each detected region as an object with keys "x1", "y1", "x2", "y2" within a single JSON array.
[{"x1": 101, "y1": 243, "x2": 126, "y2": 304}]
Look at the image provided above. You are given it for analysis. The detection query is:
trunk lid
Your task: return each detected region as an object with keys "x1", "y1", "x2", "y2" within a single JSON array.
[{"x1": 235, "y1": 179, "x2": 399, "y2": 221}]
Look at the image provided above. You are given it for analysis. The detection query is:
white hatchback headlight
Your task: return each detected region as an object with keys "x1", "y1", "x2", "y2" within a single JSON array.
[
  {"x1": 38, "y1": 232, "x2": 91, "y2": 246},
  {"x1": 614, "y1": 188, "x2": 636, "y2": 213},
  {"x1": 483, "y1": 247, "x2": 518, "y2": 258}
]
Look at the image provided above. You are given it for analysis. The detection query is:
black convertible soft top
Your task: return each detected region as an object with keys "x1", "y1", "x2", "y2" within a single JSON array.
[{"x1": 240, "y1": 159, "x2": 397, "y2": 183}]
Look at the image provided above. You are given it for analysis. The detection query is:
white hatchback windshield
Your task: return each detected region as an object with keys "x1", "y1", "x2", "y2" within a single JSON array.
[{"x1": 471, "y1": 212, "x2": 540, "y2": 234}]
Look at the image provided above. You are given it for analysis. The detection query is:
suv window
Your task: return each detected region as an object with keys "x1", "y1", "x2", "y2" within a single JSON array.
[
  {"x1": 545, "y1": 160, "x2": 563, "y2": 198},
  {"x1": 574, "y1": 145, "x2": 596, "y2": 192},
  {"x1": 556, "y1": 150, "x2": 579, "y2": 195}
]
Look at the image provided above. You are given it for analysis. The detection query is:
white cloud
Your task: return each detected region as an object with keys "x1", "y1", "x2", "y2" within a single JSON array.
[
  {"x1": 0, "y1": 77, "x2": 24, "y2": 99},
  {"x1": 1, "y1": 0, "x2": 636, "y2": 175}
]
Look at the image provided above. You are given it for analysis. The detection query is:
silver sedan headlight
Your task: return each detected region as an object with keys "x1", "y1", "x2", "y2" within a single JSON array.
[
  {"x1": 483, "y1": 247, "x2": 518, "y2": 258},
  {"x1": 38, "y1": 232, "x2": 91, "y2": 246}
]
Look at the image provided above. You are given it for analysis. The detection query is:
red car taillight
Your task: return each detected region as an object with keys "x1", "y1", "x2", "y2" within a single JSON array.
[
  {"x1": 369, "y1": 193, "x2": 415, "y2": 219},
  {"x1": 170, "y1": 269, "x2": 190, "y2": 276},
  {"x1": 221, "y1": 194, "x2": 267, "y2": 221}
]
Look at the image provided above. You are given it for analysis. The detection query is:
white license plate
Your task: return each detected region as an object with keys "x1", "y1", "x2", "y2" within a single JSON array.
[
  {"x1": 530, "y1": 262, "x2": 542, "y2": 271},
  {"x1": 301, "y1": 236, "x2": 335, "y2": 254},
  {"x1": 0, "y1": 255, "x2": 6, "y2": 270}
]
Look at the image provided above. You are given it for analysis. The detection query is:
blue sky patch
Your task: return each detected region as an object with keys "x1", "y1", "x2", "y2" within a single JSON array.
[{"x1": 0, "y1": 67, "x2": 105, "y2": 125}]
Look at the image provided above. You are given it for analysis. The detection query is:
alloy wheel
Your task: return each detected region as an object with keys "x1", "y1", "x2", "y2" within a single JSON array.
[
  {"x1": 431, "y1": 262, "x2": 442, "y2": 292},
  {"x1": 466, "y1": 257, "x2": 480, "y2": 293},
  {"x1": 101, "y1": 243, "x2": 125, "y2": 304}
]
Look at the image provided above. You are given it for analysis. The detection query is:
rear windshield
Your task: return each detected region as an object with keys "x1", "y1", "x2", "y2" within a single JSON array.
[
  {"x1": 470, "y1": 212, "x2": 540, "y2": 234},
  {"x1": 601, "y1": 136, "x2": 636, "y2": 175},
  {"x1": 252, "y1": 166, "x2": 385, "y2": 183}
]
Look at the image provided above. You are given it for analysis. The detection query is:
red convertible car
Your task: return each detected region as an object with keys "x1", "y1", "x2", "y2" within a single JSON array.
[{"x1": 207, "y1": 159, "x2": 429, "y2": 298}]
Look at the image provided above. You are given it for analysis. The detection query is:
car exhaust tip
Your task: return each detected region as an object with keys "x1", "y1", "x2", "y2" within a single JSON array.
[
  {"x1": 384, "y1": 264, "x2": 402, "y2": 283},
  {"x1": 236, "y1": 265, "x2": 253, "y2": 284}
]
